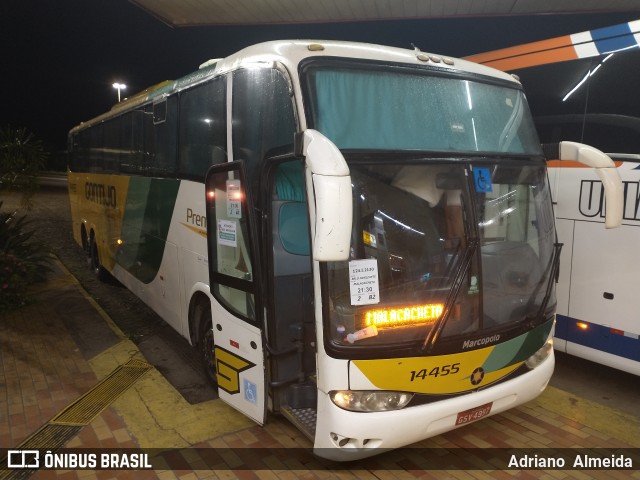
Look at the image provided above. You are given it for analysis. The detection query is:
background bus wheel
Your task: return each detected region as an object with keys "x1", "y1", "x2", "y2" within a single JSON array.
[
  {"x1": 90, "y1": 237, "x2": 110, "y2": 282},
  {"x1": 196, "y1": 301, "x2": 217, "y2": 386}
]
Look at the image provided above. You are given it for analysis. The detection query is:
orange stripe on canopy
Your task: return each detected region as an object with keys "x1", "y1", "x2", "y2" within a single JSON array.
[
  {"x1": 465, "y1": 35, "x2": 574, "y2": 64},
  {"x1": 465, "y1": 36, "x2": 579, "y2": 71}
]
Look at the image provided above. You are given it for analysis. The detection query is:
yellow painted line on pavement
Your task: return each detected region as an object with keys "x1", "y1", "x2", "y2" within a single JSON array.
[
  {"x1": 534, "y1": 385, "x2": 640, "y2": 447},
  {"x1": 89, "y1": 337, "x2": 254, "y2": 449}
]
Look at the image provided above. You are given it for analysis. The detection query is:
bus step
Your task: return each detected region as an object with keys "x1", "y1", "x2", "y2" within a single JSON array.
[{"x1": 281, "y1": 406, "x2": 316, "y2": 441}]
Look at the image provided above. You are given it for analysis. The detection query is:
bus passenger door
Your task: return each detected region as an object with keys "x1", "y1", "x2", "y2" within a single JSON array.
[
  {"x1": 204, "y1": 161, "x2": 266, "y2": 425},
  {"x1": 266, "y1": 160, "x2": 316, "y2": 417}
]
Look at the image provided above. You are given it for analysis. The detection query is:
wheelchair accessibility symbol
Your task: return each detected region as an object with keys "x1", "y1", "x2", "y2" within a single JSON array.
[
  {"x1": 244, "y1": 379, "x2": 258, "y2": 405},
  {"x1": 473, "y1": 167, "x2": 493, "y2": 193}
]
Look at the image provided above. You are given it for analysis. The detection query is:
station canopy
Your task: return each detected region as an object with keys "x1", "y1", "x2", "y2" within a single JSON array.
[{"x1": 129, "y1": 0, "x2": 640, "y2": 27}]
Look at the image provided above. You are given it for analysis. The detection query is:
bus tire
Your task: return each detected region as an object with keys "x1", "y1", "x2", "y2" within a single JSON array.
[
  {"x1": 90, "y1": 236, "x2": 110, "y2": 282},
  {"x1": 195, "y1": 300, "x2": 218, "y2": 386},
  {"x1": 81, "y1": 228, "x2": 92, "y2": 267}
]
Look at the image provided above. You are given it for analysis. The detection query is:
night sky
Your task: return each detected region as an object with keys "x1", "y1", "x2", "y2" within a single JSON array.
[{"x1": 2, "y1": 0, "x2": 639, "y2": 153}]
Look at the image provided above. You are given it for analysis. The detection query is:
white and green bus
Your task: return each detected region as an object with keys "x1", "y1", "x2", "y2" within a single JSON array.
[{"x1": 68, "y1": 40, "x2": 622, "y2": 460}]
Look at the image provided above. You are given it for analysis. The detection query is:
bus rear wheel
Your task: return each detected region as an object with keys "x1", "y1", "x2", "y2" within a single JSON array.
[
  {"x1": 196, "y1": 301, "x2": 218, "y2": 386},
  {"x1": 89, "y1": 237, "x2": 110, "y2": 282}
]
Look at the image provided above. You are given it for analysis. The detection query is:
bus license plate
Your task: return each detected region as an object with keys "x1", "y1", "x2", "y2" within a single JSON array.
[{"x1": 455, "y1": 402, "x2": 492, "y2": 426}]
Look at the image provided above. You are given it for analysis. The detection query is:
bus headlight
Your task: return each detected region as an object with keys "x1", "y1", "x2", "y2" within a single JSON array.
[
  {"x1": 525, "y1": 334, "x2": 554, "y2": 370},
  {"x1": 330, "y1": 390, "x2": 413, "y2": 412}
]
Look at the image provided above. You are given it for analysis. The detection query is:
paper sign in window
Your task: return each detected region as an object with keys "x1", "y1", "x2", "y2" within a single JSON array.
[
  {"x1": 218, "y1": 219, "x2": 237, "y2": 247},
  {"x1": 349, "y1": 259, "x2": 380, "y2": 306},
  {"x1": 226, "y1": 179, "x2": 242, "y2": 218}
]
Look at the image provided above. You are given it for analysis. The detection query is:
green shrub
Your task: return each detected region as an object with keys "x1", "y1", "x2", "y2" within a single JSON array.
[
  {"x1": 0, "y1": 125, "x2": 48, "y2": 206},
  {"x1": 0, "y1": 202, "x2": 53, "y2": 311}
]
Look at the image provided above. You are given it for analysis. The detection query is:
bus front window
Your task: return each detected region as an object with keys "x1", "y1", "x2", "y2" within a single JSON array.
[
  {"x1": 474, "y1": 164, "x2": 557, "y2": 329},
  {"x1": 325, "y1": 163, "x2": 476, "y2": 347},
  {"x1": 324, "y1": 163, "x2": 556, "y2": 352}
]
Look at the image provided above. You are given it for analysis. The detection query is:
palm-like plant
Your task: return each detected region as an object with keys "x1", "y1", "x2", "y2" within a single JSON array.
[
  {"x1": 0, "y1": 125, "x2": 48, "y2": 205},
  {"x1": 0, "y1": 202, "x2": 52, "y2": 311}
]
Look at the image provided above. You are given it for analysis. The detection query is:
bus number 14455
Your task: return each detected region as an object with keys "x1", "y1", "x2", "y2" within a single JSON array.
[{"x1": 410, "y1": 363, "x2": 460, "y2": 381}]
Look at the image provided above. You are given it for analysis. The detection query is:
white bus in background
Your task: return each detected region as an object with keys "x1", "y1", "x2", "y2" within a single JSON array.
[{"x1": 467, "y1": 20, "x2": 640, "y2": 376}]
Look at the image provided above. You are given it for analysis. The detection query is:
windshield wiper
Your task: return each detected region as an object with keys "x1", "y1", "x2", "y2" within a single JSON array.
[
  {"x1": 525, "y1": 242, "x2": 563, "y2": 324},
  {"x1": 421, "y1": 238, "x2": 479, "y2": 353}
]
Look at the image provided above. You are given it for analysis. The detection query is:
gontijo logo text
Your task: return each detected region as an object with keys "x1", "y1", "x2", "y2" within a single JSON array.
[{"x1": 85, "y1": 182, "x2": 117, "y2": 208}]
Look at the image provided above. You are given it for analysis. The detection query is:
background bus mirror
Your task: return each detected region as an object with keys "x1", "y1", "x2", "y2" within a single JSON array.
[
  {"x1": 302, "y1": 129, "x2": 353, "y2": 261},
  {"x1": 594, "y1": 167, "x2": 624, "y2": 229},
  {"x1": 544, "y1": 141, "x2": 624, "y2": 229}
]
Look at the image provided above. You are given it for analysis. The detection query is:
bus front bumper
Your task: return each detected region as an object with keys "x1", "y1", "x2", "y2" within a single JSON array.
[{"x1": 312, "y1": 352, "x2": 554, "y2": 461}]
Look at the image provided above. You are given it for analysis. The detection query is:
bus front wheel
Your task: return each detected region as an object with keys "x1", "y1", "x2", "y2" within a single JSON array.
[{"x1": 196, "y1": 301, "x2": 218, "y2": 386}]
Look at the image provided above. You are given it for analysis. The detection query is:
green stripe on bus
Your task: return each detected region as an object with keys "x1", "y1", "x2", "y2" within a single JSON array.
[
  {"x1": 116, "y1": 177, "x2": 181, "y2": 284},
  {"x1": 482, "y1": 319, "x2": 554, "y2": 372}
]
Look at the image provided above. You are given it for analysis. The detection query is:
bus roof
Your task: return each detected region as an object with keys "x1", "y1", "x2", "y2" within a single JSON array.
[
  {"x1": 69, "y1": 40, "x2": 519, "y2": 134},
  {"x1": 465, "y1": 19, "x2": 640, "y2": 71},
  {"x1": 211, "y1": 40, "x2": 517, "y2": 81}
]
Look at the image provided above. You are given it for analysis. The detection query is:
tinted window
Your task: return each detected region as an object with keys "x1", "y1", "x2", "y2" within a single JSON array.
[
  {"x1": 232, "y1": 68, "x2": 296, "y2": 192},
  {"x1": 149, "y1": 97, "x2": 178, "y2": 177},
  {"x1": 178, "y1": 76, "x2": 227, "y2": 179}
]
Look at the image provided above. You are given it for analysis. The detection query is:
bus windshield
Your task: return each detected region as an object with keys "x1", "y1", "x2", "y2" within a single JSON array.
[
  {"x1": 323, "y1": 161, "x2": 556, "y2": 353},
  {"x1": 303, "y1": 62, "x2": 542, "y2": 155}
]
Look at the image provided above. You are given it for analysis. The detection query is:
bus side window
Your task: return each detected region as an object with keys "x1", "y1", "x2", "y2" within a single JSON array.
[
  {"x1": 178, "y1": 76, "x2": 227, "y2": 179},
  {"x1": 89, "y1": 124, "x2": 104, "y2": 172},
  {"x1": 232, "y1": 67, "x2": 296, "y2": 194},
  {"x1": 272, "y1": 161, "x2": 310, "y2": 276},
  {"x1": 143, "y1": 105, "x2": 155, "y2": 175},
  {"x1": 150, "y1": 96, "x2": 178, "y2": 177},
  {"x1": 207, "y1": 164, "x2": 258, "y2": 322},
  {"x1": 71, "y1": 131, "x2": 88, "y2": 172},
  {"x1": 119, "y1": 110, "x2": 145, "y2": 175},
  {"x1": 103, "y1": 117, "x2": 120, "y2": 173}
]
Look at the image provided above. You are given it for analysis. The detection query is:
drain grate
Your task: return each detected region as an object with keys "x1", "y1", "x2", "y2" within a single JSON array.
[
  {"x1": 51, "y1": 358, "x2": 152, "y2": 426},
  {"x1": 14, "y1": 424, "x2": 83, "y2": 450},
  {"x1": 0, "y1": 465, "x2": 37, "y2": 480}
]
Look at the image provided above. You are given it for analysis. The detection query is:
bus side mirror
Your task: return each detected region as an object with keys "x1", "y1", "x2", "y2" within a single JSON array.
[
  {"x1": 544, "y1": 141, "x2": 624, "y2": 229},
  {"x1": 301, "y1": 129, "x2": 352, "y2": 261}
]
